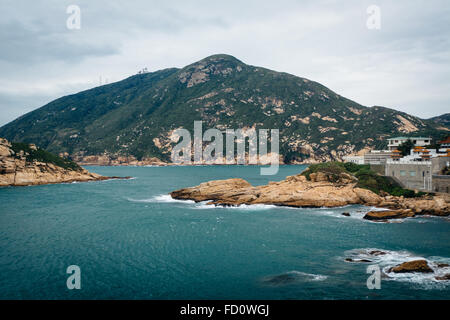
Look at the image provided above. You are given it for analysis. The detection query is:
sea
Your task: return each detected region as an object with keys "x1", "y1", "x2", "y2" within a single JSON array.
[{"x1": 0, "y1": 165, "x2": 449, "y2": 299}]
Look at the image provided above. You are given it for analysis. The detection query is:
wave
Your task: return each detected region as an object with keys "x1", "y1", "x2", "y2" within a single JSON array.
[
  {"x1": 193, "y1": 202, "x2": 279, "y2": 211},
  {"x1": 128, "y1": 194, "x2": 281, "y2": 211},
  {"x1": 126, "y1": 194, "x2": 195, "y2": 204},
  {"x1": 344, "y1": 248, "x2": 450, "y2": 289},
  {"x1": 261, "y1": 271, "x2": 328, "y2": 286}
]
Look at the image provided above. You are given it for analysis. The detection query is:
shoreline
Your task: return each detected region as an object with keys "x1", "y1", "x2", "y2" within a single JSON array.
[
  {"x1": 170, "y1": 171, "x2": 450, "y2": 220},
  {"x1": 0, "y1": 175, "x2": 133, "y2": 188}
]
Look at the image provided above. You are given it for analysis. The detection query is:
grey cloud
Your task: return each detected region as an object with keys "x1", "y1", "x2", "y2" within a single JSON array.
[{"x1": 0, "y1": 0, "x2": 449, "y2": 126}]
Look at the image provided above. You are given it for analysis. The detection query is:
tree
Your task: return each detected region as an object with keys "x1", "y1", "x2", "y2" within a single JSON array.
[{"x1": 398, "y1": 139, "x2": 414, "y2": 156}]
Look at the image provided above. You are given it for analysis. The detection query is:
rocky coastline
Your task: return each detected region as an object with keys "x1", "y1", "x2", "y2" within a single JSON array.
[
  {"x1": 170, "y1": 171, "x2": 450, "y2": 219},
  {"x1": 0, "y1": 138, "x2": 129, "y2": 187}
]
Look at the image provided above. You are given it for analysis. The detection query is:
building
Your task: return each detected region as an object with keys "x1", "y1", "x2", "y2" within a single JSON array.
[
  {"x1": 432, "y1": 155, "x2": 450, "y2": 193},
  {"x1": 385, "y1": 160, "x2": 432, "y2": 191},
  {"x1": 342, "y1": 155, "x2": 364, "y2": 164},
  {"x1": 439, "y1": 136, "x2": 450, "y2": 149},
  {"x1": 363, "y1": 150, "x2": 392, "y2": 165},
  {"x1": 433, "y1": 175, "x2": 450, "y2": 193},
  {"x1": 384, "y1": 152, "x2": 450, "y2": 192},
  {"x1": 387, "y1": 137, "x2": 431, "y2": 151}
]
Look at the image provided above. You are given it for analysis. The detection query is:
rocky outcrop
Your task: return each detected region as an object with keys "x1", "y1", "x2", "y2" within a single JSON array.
[
  {"x1": 71, "y1": 153, "x2": 168, "y2": 166},
  {"x1": 363, "y1": 209, "x2": 416, "y2": 221},
  {"x1": 170, "y1": 171, "x2": 450, "y2": 216},
  {"x1": 0, "y1": 138, "x2": 127, "y2": 187},
  {"x1": 171, "y1": 171, "x2": 383, "y2": 208},
  {"x1": 388, "y1": 260, "x2": 433, "y2": 273}
]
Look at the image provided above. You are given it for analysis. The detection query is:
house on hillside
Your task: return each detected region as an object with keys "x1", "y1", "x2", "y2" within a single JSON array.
[{"x1": 387, "y1": 137, "x2": 432, "y2": 151}]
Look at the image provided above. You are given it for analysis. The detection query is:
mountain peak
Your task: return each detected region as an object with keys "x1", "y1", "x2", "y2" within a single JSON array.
[
  {"x1": 178, "y1": 54, "x2": 245, "y2": 87},
  {"x1": 199, "y1": 53, "x2": 243, "y2": 64},
  {"x1": 1, "y1": 55, "x2": 448, "y2": 163},
  {"x1": 184, "y1": 54, "x2": 244, "y2": 70}
]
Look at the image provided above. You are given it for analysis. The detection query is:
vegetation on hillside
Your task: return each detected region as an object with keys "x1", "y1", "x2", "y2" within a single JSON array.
[
  {"x1": 0, "y1": 54, "x2": 447, "y2": 163},
  {"x1": 11, "y1": 142, "x2": 82, "y2": 171},
  {"x1": 301, "y1": 162, "x2": 426, "y2": 198}
]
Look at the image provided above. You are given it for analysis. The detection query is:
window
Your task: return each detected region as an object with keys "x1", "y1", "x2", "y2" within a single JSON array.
[
  {"x1": 400, "y1": 170, "x2": 406, "y2": 176},
  {"x1": 409, "y1": 171, "x2": 416, "y2": 177}
]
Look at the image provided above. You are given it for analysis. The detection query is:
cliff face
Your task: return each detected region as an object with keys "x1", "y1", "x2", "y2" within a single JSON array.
[
  {"x1": 70, "y1": 154, "x2": 168, "y2": 166},
  {"x1": 0, "y1": 138, "x2": 108, "y2": 186}
]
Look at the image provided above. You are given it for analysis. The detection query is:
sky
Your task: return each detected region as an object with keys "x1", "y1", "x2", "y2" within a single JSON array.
[{"x1": 0, "y1": 0, "x2": 449, "y2": 126}]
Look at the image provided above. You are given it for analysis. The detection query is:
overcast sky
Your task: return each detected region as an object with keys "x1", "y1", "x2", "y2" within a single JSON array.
[{"x1": 0, "y1": 0, "x2": 449, "y2": 126}]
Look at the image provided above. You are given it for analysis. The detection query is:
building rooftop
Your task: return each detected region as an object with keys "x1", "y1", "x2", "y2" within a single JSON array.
[
  {"x1": 388, "y1": 137, "x2": 431, "y2": 140},
  {"x1": 439, "y1": 137, "x2": 450, "y2": 144}
]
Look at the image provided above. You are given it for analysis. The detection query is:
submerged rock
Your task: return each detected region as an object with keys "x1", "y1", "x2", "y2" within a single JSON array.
[
  {"x1": 369, "y1": 250, "x2": 387, "y2": 256},
  {"x1": 345, "y1": 258, "x2": 372, "y2": 263},
  {"x1": 435, "y1": 274, "x2": 450, "y2": 281}
]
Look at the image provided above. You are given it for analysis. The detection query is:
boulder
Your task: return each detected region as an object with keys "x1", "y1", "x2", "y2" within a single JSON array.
[
  {"x1": 363, "y1": 209, "x2": 415, "y2": 221},
  {"x1": 388, "y1": 260, "x2": 433, "y2": 273}
]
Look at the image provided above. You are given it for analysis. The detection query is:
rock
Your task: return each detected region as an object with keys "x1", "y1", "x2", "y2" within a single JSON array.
[
  {"x1": 363, "y1": 209, "x2": 415, "y2": 221},
  {"x1": 72, "y1": 153, "x2": 169, "y2": 166},
  {"x1": 436, "y1": 263, "x2": 450, "y2": 268},
  {"x1": 169, "y1": 166, "x2": 449, "y2": 216},
  {"x1": 0, "y1": 137, "x2": 129, "y2": 187},
  {"x1": 369, "y1": 250, "x2": 387, "y2": 256},
  {"x1": 435, "y1": 274, "x2": 450, "y2": 281},
  {"x1": 342, "y1": 212, "x2": 350, "y2": 217},
  {"x1": 354, "y1": 188, "x2": 383, "y2": 205},
  {"x1": 345, "y1": 258, "x2": 372, "y2": 263},
  {"x1": 171, "y1": 170, "x2": 382, "y2": 208},
  {"x1": 388, "y1": 260, "x2": 433, "y2": 273}
]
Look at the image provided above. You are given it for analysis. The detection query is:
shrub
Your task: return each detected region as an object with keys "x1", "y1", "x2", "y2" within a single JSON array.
[
  {"x1": 11, "y1": 142, "x2": 82, "y2": 171},
  {"x1": 301, "y1": 161, "x2": 426, "y2": 198}
]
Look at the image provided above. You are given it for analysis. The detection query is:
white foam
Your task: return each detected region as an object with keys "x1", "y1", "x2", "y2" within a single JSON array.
[
  {"x1": 344, "y1": 248, "x2": 450, "y2": 289},
  {"x1": 262, "y1": 270, "x2": 328, "y2": 286},
  {"x1": 193, "y1": 203, "x2": 278, "y2": 211},
  {"x1": 127, "y1": 194, "x2": 195, "y2": 204},
  {"x1": 288, "y1": 271, "x2": 328, "y2": 281}
]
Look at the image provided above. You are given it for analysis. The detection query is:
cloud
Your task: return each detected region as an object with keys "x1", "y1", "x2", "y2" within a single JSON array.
[{"x1": 0, "y1": 0, "x2": 449, "y2": 126}]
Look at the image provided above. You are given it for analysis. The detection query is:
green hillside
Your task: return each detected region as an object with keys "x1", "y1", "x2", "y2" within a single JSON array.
[{"x1": 0, "y1": 54, "x2": 448, "y2": 163}]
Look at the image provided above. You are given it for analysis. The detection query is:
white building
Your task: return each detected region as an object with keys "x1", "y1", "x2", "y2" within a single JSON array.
[
  {"x1": 342, "y1": 155, "x2": 364, "y2": 164},
  {"x1": 387, "y1": 137, "x2": 431, "y2": 151}
]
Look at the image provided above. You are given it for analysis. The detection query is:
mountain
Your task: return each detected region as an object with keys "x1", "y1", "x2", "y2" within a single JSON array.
[
  {"x1": 0, "y1": 54, "x2": 448, "y2": 163},
  {"x1": 429, "y1": 113, "x2": 450, "y2": 127}
]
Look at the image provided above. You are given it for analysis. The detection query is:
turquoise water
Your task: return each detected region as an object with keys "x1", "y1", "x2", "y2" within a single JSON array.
[{"x1": 0, "y1": 165, "x2": 449, "y2": 299}]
